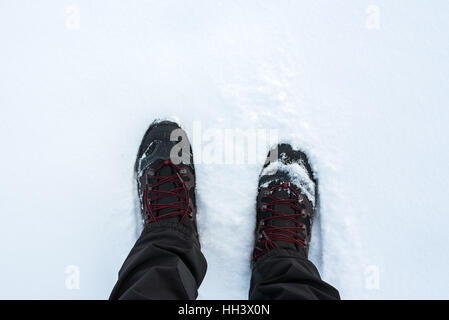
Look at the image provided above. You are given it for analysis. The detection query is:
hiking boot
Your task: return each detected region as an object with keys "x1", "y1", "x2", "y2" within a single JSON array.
[
  {"x1": 135, "y1": 120, "x2": 198, "y2": 238},
  {"x1": 253, "y1": 143, "x2": 318, "y2": 261}
]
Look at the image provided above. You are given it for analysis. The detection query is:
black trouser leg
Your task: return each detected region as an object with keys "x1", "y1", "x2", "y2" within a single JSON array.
[
  {"x1": 249, "y1": 248, "x2": 340, "y2": 300},
  {"x1": 110, "y1": 223, "x2": 207, "y2": 300}
]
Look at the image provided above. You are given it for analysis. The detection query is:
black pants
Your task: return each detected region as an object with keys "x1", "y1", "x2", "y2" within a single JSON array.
[{"x1": 110, "y1": 223, "x2": 340, "y2": 300}]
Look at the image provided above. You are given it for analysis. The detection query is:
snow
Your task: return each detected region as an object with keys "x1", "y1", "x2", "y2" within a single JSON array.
[
  {"x1": 1, "y1": 0, "x2": 449, "y2": 299},
  {"x1": 260, "y1": 159, "x2": 316, "y2": 207}
]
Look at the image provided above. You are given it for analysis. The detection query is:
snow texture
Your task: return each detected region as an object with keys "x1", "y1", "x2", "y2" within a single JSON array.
[
  {"x1": 1, "y1": 0, "x2": 449, "y2": 299},
  {"x1": 260, "y1": 159, "x2": 316, "y2": 207}
]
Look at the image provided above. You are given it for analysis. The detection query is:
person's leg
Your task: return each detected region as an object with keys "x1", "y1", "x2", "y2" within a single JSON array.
[
  {"x1": 110, "y1": 223, "x2": 206, "y2": 300},
  {"x1": 249, "y1": 249, "x2": 339, "y2": 300},
  {"x1": 249, "y1": 144, "x2": 340, "y2": 300},
  {"x1": 110, "y1": 120, "x2": 207, "y2": 300}
]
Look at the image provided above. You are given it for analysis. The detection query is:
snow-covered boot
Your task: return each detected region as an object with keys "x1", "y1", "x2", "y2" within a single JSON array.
[
  {"x1": 253, "y1": 143, "x2": 318, "y2": 261},
  {"x1": 135, "y1": 120, "x2": 198, "y2": 239}
]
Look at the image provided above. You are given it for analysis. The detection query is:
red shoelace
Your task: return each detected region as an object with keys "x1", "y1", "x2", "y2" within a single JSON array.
[
  {"x1": 143, "y1": 160, "x2": 192, "y2": 224},
  {"x1": 254, "y1": 182, "x2": 308, "y2": 260}
]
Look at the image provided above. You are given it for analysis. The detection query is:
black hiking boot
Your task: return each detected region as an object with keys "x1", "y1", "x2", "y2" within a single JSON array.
[
  {"x1": 253, "y1": 143, "x2": 318, "y2": 261},
  {"x1": 135, "y1": 120, "x2": 198, "y2": 239}
]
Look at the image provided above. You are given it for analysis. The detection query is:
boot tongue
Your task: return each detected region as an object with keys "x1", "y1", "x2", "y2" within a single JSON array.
[
  {"x1": 156, "y1": 164, "x2": 182, "y2": 223},
  {"x1": 270, "y1": 186, "x2": 297, "y2": 250}
]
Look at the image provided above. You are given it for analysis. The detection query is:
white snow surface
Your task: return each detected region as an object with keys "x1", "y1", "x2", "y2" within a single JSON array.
[{"x1": 1, "y1": 0, "x2": 449, "y2": 299}]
